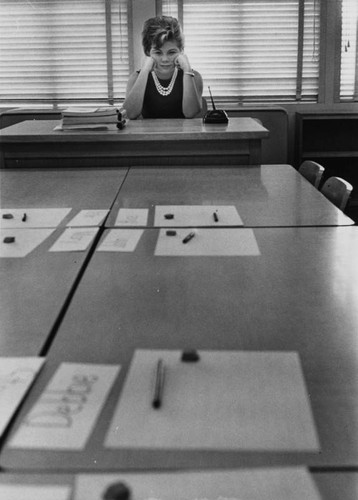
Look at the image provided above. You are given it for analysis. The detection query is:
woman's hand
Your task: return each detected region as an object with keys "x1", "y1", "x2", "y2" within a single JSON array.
[
  {"x1": 175, "y1": 53, "x2": 192, "y2": 72},
  {"x1": 142, "y1": 55, "x2": 155, "y2": 73}
]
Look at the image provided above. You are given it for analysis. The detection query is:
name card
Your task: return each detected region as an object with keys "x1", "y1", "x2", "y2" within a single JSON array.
[
  {"x1": 49, "y1": 228, "x2": 98, "y2": 252},
  {"x1": 67, "y1": 210, "x2": 109, "y2": 227},
  {"x1": 0, "y1": 485, "x2": 71, "y2": 500},
  {"x1": 114, "y1": 208, "x2": 148, "y2": 226},
  {"x1": 98, "y1": 229, "x2": 144, "y2": 252},
  {"x1": 0, "y1": 357, "x2": 45, "y2": 436},
  {"x1": 9, "y1": 363, "x2": 120, "y2": 450}
]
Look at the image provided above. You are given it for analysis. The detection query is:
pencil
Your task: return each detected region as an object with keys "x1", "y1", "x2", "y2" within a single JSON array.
[{"x1": 152, "y1": 359, "x2": 165, "y2": 409}]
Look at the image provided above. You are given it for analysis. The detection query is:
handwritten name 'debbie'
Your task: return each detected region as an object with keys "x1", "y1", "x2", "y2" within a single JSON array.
[{"x1": 23, "y1": 374, "x2": 99, "y2": 428}]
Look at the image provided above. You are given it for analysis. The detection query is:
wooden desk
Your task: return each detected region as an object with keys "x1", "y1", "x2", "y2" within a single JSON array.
[
  {"x1": 0, "y1": 168, "x2": 128, "y2": 224},
  {"x1": 0, "y1": 118, "x2": 269, "y2": 168},
  {"x1": 0, "y1": 472, "x2": 357, "y2": 500},
  {"x1": 107, "y1": 165, "x2": 354, "y2": 227},
  {"x1": 0, "y1": 227, "x2": 97, "y2": 356},
  {"x1": 3, "y1": 227, "x2": 357, "y2": 470},
  {"x1": 0, "y1": 168, "x2": 127, "y2": 355}
]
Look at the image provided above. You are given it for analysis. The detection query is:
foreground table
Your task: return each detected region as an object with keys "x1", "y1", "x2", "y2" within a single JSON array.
[
  {"x1": 0, "y1": 118, "x2": 269, "y2": 167},
  {"x1": 106, "y1": 165, "x2": 354, "y2": 227},
  {"x1": 2, "y1": 227, "x2": 357, "y2": 470},
  {"x1": 0, "y1": 167, "x2": 128, "y2": 225}
]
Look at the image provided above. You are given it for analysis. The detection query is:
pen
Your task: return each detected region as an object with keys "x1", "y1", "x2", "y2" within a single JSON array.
[
  {"x1": 182, "y1": 231, "x2": 196, "y2": 244},
  {"x1": 213, "y1": 210, "x2": 219, "y2": 222},
  {"x1": 152, "y1": 359, "x2": 165, "y2": 409},
  {"x1": 22, "y1": 213, "x2": 27, "y2": 222}
]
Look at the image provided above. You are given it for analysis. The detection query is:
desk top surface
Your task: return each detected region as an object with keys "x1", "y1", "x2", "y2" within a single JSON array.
[
  {"x1": 3, "y1": 226, "x2": 357, "y2": 470},
  {"x1": 0, "y1": 117, "x2": 269, "y2": 142},
  {"x1": 106, "y1": 165, "x2": 354, "y2": 227}
]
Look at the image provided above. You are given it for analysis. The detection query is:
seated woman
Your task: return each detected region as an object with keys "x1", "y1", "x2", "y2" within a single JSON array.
[{"x1": 123, "y1": 16, "x2": 203, "y2": 119}]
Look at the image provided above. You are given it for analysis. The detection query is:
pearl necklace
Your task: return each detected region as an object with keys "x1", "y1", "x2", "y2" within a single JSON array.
[{"x1": 151, "y1": 66, "x2": 178, "y2": 96}]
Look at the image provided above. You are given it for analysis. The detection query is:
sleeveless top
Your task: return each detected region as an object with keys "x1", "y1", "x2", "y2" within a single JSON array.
[{"x1": 140, "y1": 68, "x2": 185, "y2": 119}]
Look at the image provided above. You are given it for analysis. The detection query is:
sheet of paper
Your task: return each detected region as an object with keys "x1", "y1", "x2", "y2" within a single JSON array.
[
  {"x1": 0, "y1": 358, "x2": 45, "y2": 437},
  {"x1": 98, "y1": 229, "x2": 143, "y2": 252},
  {"x1": 155, "y1": 228, "x2": 260, "y2": 256},
  {"x1": 154, "y1": 205, "x2": 243, "y2": 227},
  {"x1": 105, "y1": 350, "x2": 320, "y2": 452},
  {"x1": 114, "y1": 208, "x2": 148, "y2": 226},
  {"x1": 49, "y1": 227, "x2": 98, "y2": 252},
  {"x1": 75, "y1": 468, "x2": 321, "y2": 500},
  {"x1": 0, "y1": 485, "x2": 71, "y2": 500},
  {"x1": 0, "y1": 208, "x2": 72, "y2": 228},
  {"x1": 9, "y1": 363, "x2": 120, "y2": 450},
  {"x1": 66, "y1": 209, "x2": 109, "y2": 227},
  {"x1": 1, "y1": 228, "x2": 55, "y2": 258}
]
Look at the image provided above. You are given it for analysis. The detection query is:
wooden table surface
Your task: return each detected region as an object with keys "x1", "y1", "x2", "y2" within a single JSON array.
[
  {"x1": 0, "y1": 168, "x2": 128, "y2": 224},
  {"x1": 2, "y1": 226, "x2": 357, "y2": 471},
  {"x1": 106, "y1": 165, "x2": 354, "y2": 227}
]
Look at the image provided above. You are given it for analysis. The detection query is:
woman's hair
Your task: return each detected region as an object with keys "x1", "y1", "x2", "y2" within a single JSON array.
[{"x1": 142, "y1": 16, "x2": 184, "y2": 55}]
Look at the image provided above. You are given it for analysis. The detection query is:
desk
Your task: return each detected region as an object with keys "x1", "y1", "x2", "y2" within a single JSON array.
[
  {"x1": 107, "y1": 165, "x2": 354, "y2": 227},
  {"x1": 0, "y1": 472, "x2": 357, "y2": 500},
  {"x1": 2, "y1": 227, "x2": 357, "y2": 470},
  {"x1": 0, "y1": 167, "x2": 128, "y2": 225},
  {"x1": 0, "y1": 118, "x2": 269, "y2": 168}
]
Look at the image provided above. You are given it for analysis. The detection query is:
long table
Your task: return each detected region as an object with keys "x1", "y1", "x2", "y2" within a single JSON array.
[
  {"x1": 0, "y1": 168, "x2": 128, "y2": 355},
  {"x1": 2, "y1": 226, "x2": 357, "y2": 471},
  {"x1": 0, "y1": 118, "x2": 269, "y2": 167},
  {"x1": 106, "y1": 165, "x2": 354, "y2": 227}
]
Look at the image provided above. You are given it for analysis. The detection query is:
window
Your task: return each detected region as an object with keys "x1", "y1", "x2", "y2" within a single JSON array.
[
  {"x1": 0, "y1": 0, "x2": 130, "y2": 105},
  {"x1": 340, "y1": 0, "x2": 358, "y2": 101},
  {"x1": 161, "y1": 0, "x2": 320, "y2": 103}
]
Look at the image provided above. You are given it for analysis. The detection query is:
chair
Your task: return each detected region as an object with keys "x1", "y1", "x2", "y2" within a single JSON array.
[
  {"x1": 298, "y1": 160, "x2": 325, "y2": 188},
  {"x1": 320, "y1": 176, "x2": 353, "y2": 212}
]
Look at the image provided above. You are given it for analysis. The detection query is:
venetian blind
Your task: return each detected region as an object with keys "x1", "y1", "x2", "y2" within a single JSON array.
[
  {"x1": 0, "y1": 0, "x2": 129, "y2": 105},
  {"x1": 162, "y1": 0, "x2": 320, "y2": 103},
  {"x1": 340, "y1": 0, "x2": 358, "y2": 101}
]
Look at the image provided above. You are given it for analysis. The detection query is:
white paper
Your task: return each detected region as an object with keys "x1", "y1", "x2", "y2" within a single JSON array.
[
  {"x1": 0, "y1": 485, "x2": 71, "y2": 500},
  {"x1": 9, "y1": 363, "x2": 120, "y2": 450},
  {"x1": 0, "y1": 358, "x2": 45, "y2": 436},
  {"x1": 75, "y1": 468, "x2": 321, "y2": 500},
  {"x1": 1, "y1": 228, "x2": 55, "y2": 258},
  {"x1": 154, "y1": 205, "x2": 243, "y2": 227},
  {"x1": 98, "y1": 229, "x2": 143, "y2": 252},
  {"x1": 114, "y1": 208, "x2": 148, "y2": 226},
  {"x1": 0, "y1": 208, "x2": 72, "y2": 228},
  {"x1": 49, "y1": 227, "x2": 98, "y2": 252},
  {"x1": 66, "y1": 210, "x2": 109, "y2": 227},
  {"x1": 155, "y1": 228, "x2": 260, "y2": 256},
  {"x1": 105, "y1": 350, "x2": 319, "y2": 452}
]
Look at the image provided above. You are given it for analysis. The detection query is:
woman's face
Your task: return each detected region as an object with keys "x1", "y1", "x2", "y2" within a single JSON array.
[{"x1": 150, "y1": 41, "x2": 181, "y2": 76}]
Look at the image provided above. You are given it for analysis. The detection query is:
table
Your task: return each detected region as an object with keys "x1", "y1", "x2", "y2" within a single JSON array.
[
  {"x1": 0, "y1": 167, "x2": 128, "y2": 225},
  {"x1": 0, "y1": 118, "x2": 269, "y2": 168},
  {"x1": 106, "y1": 165, "x2": 354, "y2": 227},
  {"x1": 0, "y1": 472, "x2": 357, "y2": 500},
  {"x1": 0, "y1": 167, "x2": 128, "y2": 355},
  {"x1": 2, "y1": 227, "x2": 357, "y2": 470}
]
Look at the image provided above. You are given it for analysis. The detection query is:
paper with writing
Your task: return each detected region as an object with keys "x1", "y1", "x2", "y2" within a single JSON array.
[
  {"x1": 0, "y1": 357, "x2": 45, "y2": 436},
  {"x1": 9, "y1": 363, "x2": 120, "y2": 450},
  {"x1": 105, "y1": 350, "x2": 319, "y2": 452},
  {"x1": 0, "y1": 208, "x2": 71, "y2": 228},
  {"x1": 155, "y1": 228, "x2": 260, "y2": 256},
  {"x1": 1, "y1": 228, "x2": 55, "y2": 258},
  {"x1": 98, "y1": 229, "x2": 143, "y2": 252},
  {"x1": 154, "y1": 205, "x2": 243, "y2": 227},
  {"x1": 75, "y1": 468, "x2": 321, "y2": 500},
  {"x1": 49, "y1": 227, "x2": 98, "y2": 252},
  {"x1": 0, "y1": 485, "x2": 71, "y2": 500},
  {"x1": 114, "y1": 208, "x2": 148, "y2": 227},
  {"x1": 66, "y1": 209, "x2": 109, "y2": 227}
]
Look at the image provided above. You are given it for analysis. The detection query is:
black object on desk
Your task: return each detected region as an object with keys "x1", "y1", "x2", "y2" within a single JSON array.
[{"x1": 203, "y1": 86, "x2": 229, "y2": 124}]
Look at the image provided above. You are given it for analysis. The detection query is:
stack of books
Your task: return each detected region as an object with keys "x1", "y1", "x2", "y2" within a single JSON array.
[{"x1": 57, "y1": 107, "x2": 127, "y2": 130}]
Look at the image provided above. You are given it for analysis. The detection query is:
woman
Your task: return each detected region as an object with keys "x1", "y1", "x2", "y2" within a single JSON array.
[{"x1": 123, "y1": 16, "x2": 203, "y2": 119}]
